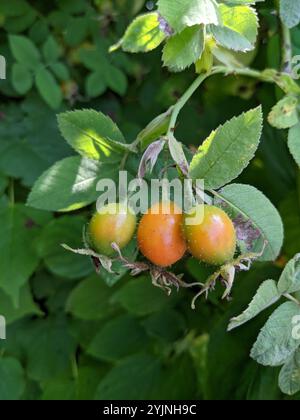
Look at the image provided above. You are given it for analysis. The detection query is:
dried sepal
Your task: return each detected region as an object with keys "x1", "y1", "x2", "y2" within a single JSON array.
[
  {"x1": 61, "y1": 244, "x2": 115, "y2": 274},
  {"x1": 138, "y1": 139, "x2": 165, "y2": 179},
  {"x1": 191, "y1": 241, "x2": 268, "y2": 309},
  {"x1": 112, "y1": 242, "x2": 202, "y2": 296}
]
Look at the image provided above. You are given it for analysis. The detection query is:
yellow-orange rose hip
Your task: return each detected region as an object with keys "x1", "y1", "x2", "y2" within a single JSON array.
[
  {"x1": 183, "y1": 205, "x2": 236, "y2": 265},
  {"x1": 89, "y1": 203, "x2": 136, "y2": 256},
  {"x1": 137, "y1": 201, "x2": 187, "y2": 267}
]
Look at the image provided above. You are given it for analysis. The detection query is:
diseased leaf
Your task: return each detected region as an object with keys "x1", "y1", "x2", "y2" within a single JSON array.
[
  {"x1": 268, "y1": 96, "x2": 299, "y2": 129},
  {"x1": 216, "y1": 184, "x2": 284, "y2": 261},
  {"x1": 251, "y1": 302, "x2": 300, "y2": 367},
  {"x1": 228, "y1": 280, "x2": 280, "y2": 331},
  {"x1": 189, "y1": 107, "x2": 263, "y2": 189}
]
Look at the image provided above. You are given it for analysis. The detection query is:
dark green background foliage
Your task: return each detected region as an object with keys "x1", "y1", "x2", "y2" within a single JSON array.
[{"x1": 0, "y1": 0, "x2": 299, "y2": 400}]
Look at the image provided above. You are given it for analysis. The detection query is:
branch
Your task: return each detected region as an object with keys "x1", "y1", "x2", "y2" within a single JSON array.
[{"x1": 167, "y1": 71, "x2": 212, "y2": 137}]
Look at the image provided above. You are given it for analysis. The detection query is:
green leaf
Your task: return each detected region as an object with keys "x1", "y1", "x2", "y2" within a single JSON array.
[
  {"x1": 278, "y1": 254, "x2": 300, "y2": 295},
  {"x1": 11, "y1": 63, "x2": 33, "y2": 94},
  {"x1": 37, "y1": 216, "x2": 93, "y2": 280},
  {"x1": 42, "y1": 36, "x2": 61, "y2": 63},
  {"x1": 216, "y1": 184, "x2": 284, "y2": 261},
  {"x1": 268, "y1": 96, "x2": 299, "y2": 129},
  {"x1": 162, "y1": 25, "x2": 205, "y2": 72},
  {"x1": 64, "y1": 16, "x2": 88, "y2": 47},
  {"x1": 279, "y1": 349, "x2": 300, "y2": 395},
  {"x1": 85, "y1": 72, "x2": 106, "y2": 98},
  {"x1": 0, "y1": 204, "x2": 51, "y2": 304},
  {"x1": 228, "y1": 280, "x2": 281, "y2": 331},
  {"x1": 0, "y1": 0, "x2": 30, "y2": 16},
  {"x1": 0, "y1": 98, "x2": 72, "y2": 187},
  {"x1": 111, "y1": 276, "x2": 170, "y2": 316},
  {"x1": 0, "y1": 358, "x2": 25, "y2": 400},
  {"x1": 9, "y1": 35, "x2": 40, "y2": 69},
  {"x1": 94, "y1": 353, "x2": 161, "y2": 400},
  {"x1": 251, "y1": 302, "x2": 300, "y2": 366},
  {"x1": 22, "y1": 316, "x2": 77, "y2": 382},
  {"x1": 105, "y1": 66, "x2": 128, "y2": 96},
  {"x1": 42, "y1": 364, "x2": 106, "y2": 400},
  {"x1": 142, "y1": 309, "x2": 186, "y2": 342},
  {"x1": 118, "y1": 12, "x2": 166, "y2": 53},
  {"x1": 189, "y1": 107, "x2": 263, "y2": 189},
  {"x1": 66, "y1": 275, "x2": 116, "y2": 321},
  {"x1": 280, "y1": 0, "x2": 300, "y2": 29},
  {"x1": 35, "y1": 66, "x2": 62, "y2": 109},
  {"x1": 210, "y1": 5, "x2": 258, "y2": 52},
  {"x1": 87, "y1": 315, "x2": 148, "y2": 362},
  {"x1": 288, "y1": 123, "x2": 300, "y2": 167},
  {"x1": 49, "y1": 62, "x2": 70, "y2": 81},
  {"x1": 27, "y1": 156, "x2": 119, "y2": 212},
  {"x1": 0, "y1": 284, "x2": 41, "y2": 325},
  {"x1": 158, "y1": 0, "x2": 220, "y2": 33},
  {"x1": 57, "y1": 110, "x2": 128, "y2": 160}
]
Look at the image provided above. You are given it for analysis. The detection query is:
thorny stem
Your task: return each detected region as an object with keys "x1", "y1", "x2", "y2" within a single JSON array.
[
  {"x1": 212, "y1": 65, "x2": 300, "y2": 93},
  {"x1": 212, "y1": 65, "x2": 263, "y2": 80},
  {"x1": 167, "y1": 72, "x2": 212, "y2": 137}
]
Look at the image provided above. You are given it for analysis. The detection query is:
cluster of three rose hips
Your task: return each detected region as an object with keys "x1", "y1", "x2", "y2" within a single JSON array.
[{"x1": 88, "y1": 200, "x2": 237, "y2": 268}]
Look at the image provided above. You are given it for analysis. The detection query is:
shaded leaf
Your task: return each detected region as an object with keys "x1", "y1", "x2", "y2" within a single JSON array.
[
  {"x1": 251, "y1": 302, "x2": 300, "y2": 366},
  {"x1": 228, "y1": 280, "x2": 280, "y2": 331}
]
